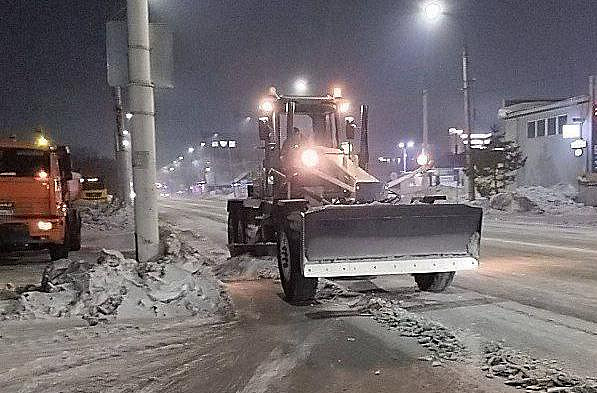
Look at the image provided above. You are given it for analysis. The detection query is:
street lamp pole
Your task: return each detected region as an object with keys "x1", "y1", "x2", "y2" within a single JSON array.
[
  {"x1": 422, "y1": 89, "x2": 429, "y2": 153},
  {"x1": 398, "y1": 142, "x2": 407, "y2": 173},
  {"x1": 462, "y1": 45, "x2": 476, "y2": 200},
  {"x1": 421, "y1": 2, "x2": 476, "y2": 200}
]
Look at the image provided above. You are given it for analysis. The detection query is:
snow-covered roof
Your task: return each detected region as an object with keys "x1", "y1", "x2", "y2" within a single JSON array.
[{"x1": 498, "y1": 95, "x2": 590, "y2": 119}]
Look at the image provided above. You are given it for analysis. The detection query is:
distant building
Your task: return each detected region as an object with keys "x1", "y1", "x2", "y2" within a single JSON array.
[{"x1": 498, "y1": 95, "x2": 595, "y2": 187}]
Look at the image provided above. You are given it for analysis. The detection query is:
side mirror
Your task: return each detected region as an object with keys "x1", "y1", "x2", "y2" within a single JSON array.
[
  {"x1": 56, "y1": 145, "x2": 73, "y2": 181},
  {"x1": 345, "y1": 119, "x2": 357, "y2": 140},
  {"x1": 258, "y1": 118, "x2": 272, "y2": 141}
]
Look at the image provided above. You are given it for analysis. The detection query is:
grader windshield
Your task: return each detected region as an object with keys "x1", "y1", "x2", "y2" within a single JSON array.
[{"x1": 261, "y1": 93, "x2": 354, "y2": 150}]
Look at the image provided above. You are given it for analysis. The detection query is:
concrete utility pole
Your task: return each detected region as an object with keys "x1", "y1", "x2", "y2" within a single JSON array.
[
  {"x1": 127, "y1": 0, "x2": 159, "y2": 262},
  {"x1": 462, "y1": 46, "x2": 476, "y2": 201},
  {"x1": 590, "y1": 75, "x2": 595, "y2": 174},
  {"x1": 112, "y1": 86, "x2": 132, "y2": 205},
  {"x1": 422, "y1": 89, "x2": 429, "y2": 153}
]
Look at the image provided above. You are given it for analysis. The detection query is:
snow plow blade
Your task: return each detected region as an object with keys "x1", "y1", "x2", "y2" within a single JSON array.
[{"x1": 302, "y1": 204, "x2": 482, "y2": 278}]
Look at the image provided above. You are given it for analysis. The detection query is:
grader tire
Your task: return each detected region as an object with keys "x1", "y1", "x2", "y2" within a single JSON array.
[
  {"x1": 277, "y1": 228, "x2": 317, "y2": 303},
  {"x1": 414, "y1": 272, "x2": 455, "y2": 292}
]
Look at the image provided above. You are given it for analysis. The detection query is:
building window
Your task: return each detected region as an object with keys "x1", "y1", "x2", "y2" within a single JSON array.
[
  {"x1": 547, "y1": 117, "x2": 556, "y2": 135},
  {"x1": 536, "y1": 119, "x2": 546, "y2": 137},
  {"x1": 557, "y1": 115, "x2": 567, "y2": 134},
  {"x1": 527, "y1": 121, "x2": 535, "y2": 138}
]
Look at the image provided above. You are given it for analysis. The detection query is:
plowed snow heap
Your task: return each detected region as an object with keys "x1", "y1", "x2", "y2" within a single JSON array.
[{"x1": 16, "y1": 232, "x2": 230, "y2": 325}]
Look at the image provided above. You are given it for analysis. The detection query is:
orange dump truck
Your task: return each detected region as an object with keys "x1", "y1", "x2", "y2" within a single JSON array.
[{"x1": 0, "y1": 137, "x2": 82, "y2": 260}]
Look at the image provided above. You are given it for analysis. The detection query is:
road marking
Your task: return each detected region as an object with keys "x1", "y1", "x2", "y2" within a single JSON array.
[{"x1": 484, "y1": 237, "x2": 597, "y2": 255}]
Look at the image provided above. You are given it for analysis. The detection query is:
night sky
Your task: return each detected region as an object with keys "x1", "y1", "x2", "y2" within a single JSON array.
[{"x1": 1, "y1": 0, "x2": 596, "y2": 164}]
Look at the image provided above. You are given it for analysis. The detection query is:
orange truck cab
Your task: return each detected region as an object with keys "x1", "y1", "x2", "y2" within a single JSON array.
[{"x1": 0, "y1": 138, "x2": 82, "y2": 260}]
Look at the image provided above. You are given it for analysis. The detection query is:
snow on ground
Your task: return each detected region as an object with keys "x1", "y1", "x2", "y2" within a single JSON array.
[
  {"x1": 513, "y1": 184, "x2": 591, "y2": 214},
  {"x1": 431, "y1": 184, "x2": 597, "y2": 226},
  {"x1": 79, "y1": 202, "x2": 133, "y2": 231},
  {"x1": 2, "y1": 228, "x2": 232, "y2": 325},
  {"x1": 352, "y1": 295, "x2": 597, "y2": 393},
  {"x1": 214, "y1": 255, "x2": 278, "y2": 281}
]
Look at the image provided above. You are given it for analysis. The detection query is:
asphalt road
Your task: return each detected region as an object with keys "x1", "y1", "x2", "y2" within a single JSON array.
[
  {"x1": 1, "y1": 198, "x2": 595, "y2": 392},
  {"x1": 159, "y1": 198, "x2": 597, "y2": 389}
]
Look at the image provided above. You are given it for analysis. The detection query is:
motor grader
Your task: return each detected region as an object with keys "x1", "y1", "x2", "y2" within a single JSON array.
[{"x1": 227, "y1": 87, "x2": 482, "y2": 302}]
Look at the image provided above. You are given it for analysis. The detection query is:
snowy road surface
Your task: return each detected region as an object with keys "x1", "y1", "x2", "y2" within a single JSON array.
[
  {"x1": 0, "y1": 197, "x2": 595, "y2": 392},
  {"x1": 161, "y1": 199, "x2": 597, "y2": 386}
]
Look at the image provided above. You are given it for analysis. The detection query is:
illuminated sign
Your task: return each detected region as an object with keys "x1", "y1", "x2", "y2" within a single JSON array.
[
  {"x1": 562, "y1": 124, "x2": 581, "y2": 139},
  {"x1": 570, "y1": 139, "x2": 587, "y2": 149}
]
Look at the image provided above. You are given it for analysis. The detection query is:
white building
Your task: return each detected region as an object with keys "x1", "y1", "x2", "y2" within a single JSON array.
[{"x1": 498, "y1": 95, "x2": 595, "y2": 187}]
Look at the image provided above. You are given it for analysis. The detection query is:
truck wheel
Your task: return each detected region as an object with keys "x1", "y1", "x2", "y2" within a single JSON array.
[
  {"x1": 277, "y1": 228, "x2": 317, "y2": 303},
  {"x1": 414, "y1": 272, "x2": 455, "y2": 292},
  {"x1": 49, "y1": 244, "x2": 69, "y2": 261},
  {"x1": 69, "y1": 211, "x2": 82, "y2": 251}
]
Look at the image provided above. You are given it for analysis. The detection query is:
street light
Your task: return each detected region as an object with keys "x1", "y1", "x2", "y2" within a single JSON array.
[
  {"x1": 125, "y1": 112, "x2": 133, "y2": 120},
  {"x1": 407, "y1": 140, "x2": 415, "y2": 148},
  {"x1": 422, "y1": 1, "x2": 443, "y2": 23},
  {"x1": 188, "y1": 147, "x2": 195, "y2": 154},
  {"x1": 294, "y1": 79, "x2": 308, "y2": 94},
  {"x1": 419, "y1": 2, "x2": 476, "y2": 200}
]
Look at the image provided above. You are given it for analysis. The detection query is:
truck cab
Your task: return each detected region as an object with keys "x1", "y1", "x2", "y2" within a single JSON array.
[{"x1": 0, "y1": 137, "x2": 81, "y2": 260}]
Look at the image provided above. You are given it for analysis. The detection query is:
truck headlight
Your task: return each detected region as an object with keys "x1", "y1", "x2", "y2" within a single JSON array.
[
  {"x1": 36, "y1": 170, "x2": 48, "y2": 180},
  {"x1": 300, "y1": 149, "x2": 319, "y2": 168},
  {"x1": 259, "y1": 100, "x2": 274, "y2": 112},
  {"x1": 37, "y1": 221, "x2": 53, "y2": 231},
  {"x1": 417, "y1": 153, "x2": 429, "y2": 166}
]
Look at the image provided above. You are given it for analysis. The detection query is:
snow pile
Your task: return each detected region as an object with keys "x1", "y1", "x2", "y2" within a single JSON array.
[
  {"x1": 489, "y1": 192, "x2": 539, "y2": 213},
  {"x1": 315, "y1": 279, "x2": 361, "y2": 301},
  {"x1": 214, "y1": 255, "x2": 278, "y2": 281},
  {"x1": 351, "y1": 296, "x2": 466, "y2": 362},
  {"x1": 488, "y1": 184, "x2": 597, "y2": 216},
  {"x1": 482, "y1": 342, "x2": 597, "y2": 392},
  {"x1": 514, "y1": 185, "x2": 589, "y2": 214},
  {"x1": 351, "y1": 295, "x2": 597, "y2": 390},
  {"x1": 80, "y1": 202, "x2": 133, "y2": 231},
  {"x1": 12, "y1": 232, "x2": 231, "y2": 325}
]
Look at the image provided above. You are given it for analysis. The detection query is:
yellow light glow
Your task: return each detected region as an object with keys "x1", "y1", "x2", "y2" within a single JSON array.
[
  {"x1": 300, "y1": 149, "x2": 319, "y2": 168},
  {"x1": 37, "y1": 221, "x2": 53, "y2": 231},
  {"x1": 417, "y1": 153, "x2": 429, "y2": 166},
  {"x1": 37, "y1": 170, "x2": 48, "y2": 180},
  {"x1": 259, "y1": 100, "x2": 274, "y2": 112},
  {"x1": 35, "y1": 135, "x2": 49, "y2": 147}
]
